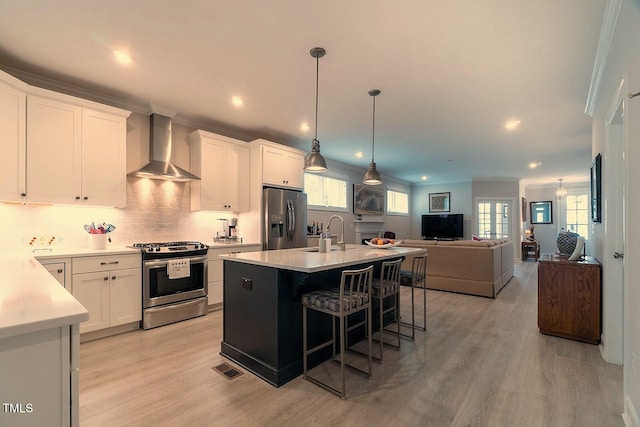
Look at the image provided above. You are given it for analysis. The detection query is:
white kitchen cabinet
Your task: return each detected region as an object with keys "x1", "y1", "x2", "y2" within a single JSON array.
[
  {"x1": 207, "y1": 245, "x2": 260, "y2": 307},
  {"x1": 71, "y1": 254, "x2": 141, "y2": 334},
  {"x1": 80, "y1": 108, "x2": 127, "y2": 207},
  {"x1": 39, "y1": 256, "x2": 72, "y2": 292},
  {"x1": 26, "y1": 92, "x2": 129, "y2": 207},
  {"x1": 189, "y1": 130, "x2": 250, "y2": 212},
  {"x1": 0, "y1": 71, "x2": 27, "y2": 202},
  {"x1": 261, "y1": 144, "x2": 305, "y2": 189},
  {"x1": 0, "y1": 325, "x2": 80, "y2": 427}
]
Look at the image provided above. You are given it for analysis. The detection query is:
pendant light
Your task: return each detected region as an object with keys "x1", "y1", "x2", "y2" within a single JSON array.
[
  {"x1": 363, "y1": 89, "x2": 382, "y2": 185},
  {"x1": 556, "y1": 178, "x2": 567, "y2": 198},
  {"x1": 304, "y1": 47, "x2": 328, "y2": 172}
]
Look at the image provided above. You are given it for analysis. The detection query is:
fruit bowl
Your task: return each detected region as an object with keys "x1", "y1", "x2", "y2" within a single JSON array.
[{"x1": 365, "y1": 239, "x2": 402, "y2": 249}]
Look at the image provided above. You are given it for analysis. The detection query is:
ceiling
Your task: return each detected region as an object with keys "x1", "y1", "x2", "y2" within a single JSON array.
[{"x1": 0, "y1": 1, "x2": 606, "y2": 186}]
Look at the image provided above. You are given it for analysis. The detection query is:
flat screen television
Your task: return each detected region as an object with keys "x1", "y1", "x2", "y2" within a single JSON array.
[{"x1": 421, "y1": 214, "x2": 464, "y2": 240}]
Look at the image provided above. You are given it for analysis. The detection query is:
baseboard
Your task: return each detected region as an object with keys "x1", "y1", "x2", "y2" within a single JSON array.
[
  {"x1": 623, "y1": 395, "x2": 640, "y2": 427},
  {"x1": 80, "y1": 322, "x2": 140, "y2": 343}
]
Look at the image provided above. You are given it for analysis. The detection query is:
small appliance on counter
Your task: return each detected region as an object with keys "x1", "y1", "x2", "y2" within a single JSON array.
[{"x1": 214, "y1": 218, "x2": 241, "y2": 243}]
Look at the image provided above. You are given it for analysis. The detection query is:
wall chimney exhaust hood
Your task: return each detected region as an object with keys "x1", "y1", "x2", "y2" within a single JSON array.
[{"x1": 128, "y1": 113, "x2": 200, "y2": 181}]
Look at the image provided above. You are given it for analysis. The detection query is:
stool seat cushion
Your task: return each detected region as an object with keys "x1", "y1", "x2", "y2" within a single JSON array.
[
  {"x1": 399, "y1": 270, "x2": 425, "y2": 285},
  {"x1": 372, "y1": 279, "x2": 400, "y2": 296},
  {"x1": 302, "y1": 289, "x2": 369, "y2": 313}
]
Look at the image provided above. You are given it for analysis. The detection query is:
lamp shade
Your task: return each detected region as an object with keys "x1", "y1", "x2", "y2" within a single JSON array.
[
  {"x1": 304, "y1": 139, "x2": 327, "y2": 171},
  {"x1": 363, "y1": 161, "x2": 382, "y2": 185}
]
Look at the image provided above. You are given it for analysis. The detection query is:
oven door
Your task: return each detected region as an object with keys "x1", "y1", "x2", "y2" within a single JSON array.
[{"x1": 143, "y1": 254, "x2": 208, "y2": 308}]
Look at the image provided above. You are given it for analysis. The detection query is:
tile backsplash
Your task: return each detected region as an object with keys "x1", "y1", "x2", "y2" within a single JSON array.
[{"x1": 0, "y1": 177, "x2": 248, "y2": 250}]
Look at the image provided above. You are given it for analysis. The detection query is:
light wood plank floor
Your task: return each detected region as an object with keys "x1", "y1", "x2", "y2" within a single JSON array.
[{"x1": 79, "y1": 261, "x2": 623, "y2": 426}]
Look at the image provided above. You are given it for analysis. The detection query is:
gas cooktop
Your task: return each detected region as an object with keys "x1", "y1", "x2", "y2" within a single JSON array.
[{"x1": 130, "y1": 241, "x2": 208, "y2": 253}]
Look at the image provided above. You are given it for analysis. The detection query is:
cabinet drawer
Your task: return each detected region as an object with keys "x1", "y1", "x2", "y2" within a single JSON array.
[{"x1": 72, "y1": 254, "x2": 140, "y2": 274}]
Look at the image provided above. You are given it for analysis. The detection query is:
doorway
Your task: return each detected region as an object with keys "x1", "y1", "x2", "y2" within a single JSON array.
[{"x1": 475, "y1": 199, "x2": 512, "y2": 239}]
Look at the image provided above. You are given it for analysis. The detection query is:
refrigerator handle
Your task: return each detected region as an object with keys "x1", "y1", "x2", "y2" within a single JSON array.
[
  {"x1": 290, "y1": 200, "x2": 296, "y2": 239},
  {"x1": 286, "y1": 199, "x2": 295, "y2": 240}
]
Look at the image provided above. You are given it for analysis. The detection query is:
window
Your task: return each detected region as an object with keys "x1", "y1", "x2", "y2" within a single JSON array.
[
  {"x1": 386, "y1": 189, "x2": 409, "y2": 215},
  {"x1": 304, "y1": 173, "x2": 348, "y2": 211},
  {"x1": 565, "y1": 193, "x2": 589, "y2": 238},
  {"x1": 477, "y1": 199, "x2": 511, "y2": 239}
]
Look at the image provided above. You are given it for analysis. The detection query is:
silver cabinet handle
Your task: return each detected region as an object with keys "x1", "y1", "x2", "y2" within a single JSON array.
[{"x1": 614, "y1": 252, "x2": 624, "y2": 259}]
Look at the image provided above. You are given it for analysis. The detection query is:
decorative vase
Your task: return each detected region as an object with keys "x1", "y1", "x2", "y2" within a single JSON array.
[{"x1": 557, "y1": 231, "x2": 579, "y2": 255}]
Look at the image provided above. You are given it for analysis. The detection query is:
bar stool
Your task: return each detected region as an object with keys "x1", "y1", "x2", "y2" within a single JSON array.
[
  {"x1": 370, "y1": 258, "x2": 402, "y2": 362},
  {"x1": 302, "y1": 265, "x2": 374, "y2": 399},
  {"x1": 399, "y1": 254, "x2": 428, "y2": 340}
]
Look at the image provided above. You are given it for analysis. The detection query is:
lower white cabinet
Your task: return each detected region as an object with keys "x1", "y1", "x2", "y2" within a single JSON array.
[
  {"x1": 71, "y1": 254, "x2": 141, "y2": 334},
  {"x1": 207, "y1": 245, "x2": 260, "y2": 307},
  {"x1": 38, "y1": 256, "x2": 72, "y2": 291}
]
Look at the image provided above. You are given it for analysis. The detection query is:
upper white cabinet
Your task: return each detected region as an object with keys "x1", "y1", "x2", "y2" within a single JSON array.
[
  {"x1": 189, "y1": 130, "x2": 250, "y2": 212},
  {"x1": 26, "y1": 92, "x2": 129, "y2": 207},
  {"x1": 259, "y1": 142, "x2": 305, "y2": 190},
  {"x1": 0, "y1": 71, "x2": 27, "y2": 202}
]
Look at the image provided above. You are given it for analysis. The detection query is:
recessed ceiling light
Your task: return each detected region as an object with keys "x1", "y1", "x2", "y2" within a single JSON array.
[
  {"x1": 421, "y1": 175, "x2": 428, "y2": 181},
  {"x1": 505, "y1": 119, "x2": 521, "y2": 130},
  {"x1": 529, "y1": 162, "x2": 541, "y2": 169},
  {"x1": 113, "y1": 50, "x2": 132, "y2": 65},
  {"x1": 300, "y1": 122, "x2": 310, "y2": 132},
  {"x1": 231, "y1": 96, "x2": 243, "y2": 107},
  {"x1": 355, "y1": 151, "x2": 363, "y2": 158}
]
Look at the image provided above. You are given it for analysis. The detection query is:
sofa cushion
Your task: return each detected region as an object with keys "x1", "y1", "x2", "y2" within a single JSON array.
[{"x1": 437, "y1": 239, "x2": 497, "y2": 247}]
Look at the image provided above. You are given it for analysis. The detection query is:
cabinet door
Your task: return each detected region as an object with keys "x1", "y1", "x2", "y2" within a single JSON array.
[
  {"x1": 27, "y1": 95, "x2": 82, "y2": 204},
  {"x1": 81, "y1": 108, "x2": 127, "y2": 207},
  {"x1": 73, "y1": 271, "x2": 110, "y2": 333},
  {"x1": 43, "y1": 262, "x2": 66, "y2": 287},
  {"x1": 262, "y1": 146, "x2": 286, "y2": 187},
  {"x1": 0, "y1": 76, "x2": 26, "y2": 202},
  {"x1": 109, "y1": 268, "x2": 141, "y2": 327},
  {"x1": 208, "y1": 259, "x2": 224, "y2": 306},
  {"x1": 228, "y1": 144, "x2": 250, "y2": 211},
  {"x1": 281, "y1": 151, "x2": 304, "y2": 189},
  {"x1": 262, "y1": 146, "x2": 304, "y2": 189},
  {"x1": 196, "y1": 138, "x2": 230, "y2": 210},
  {"x1": 191, "y1": 134, "x2": 250, "y2": 212}
]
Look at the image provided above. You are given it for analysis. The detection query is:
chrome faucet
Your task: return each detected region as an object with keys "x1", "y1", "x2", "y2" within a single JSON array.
[{"x1": 327, "y1": 215, "x2": 346, "y2": 251}]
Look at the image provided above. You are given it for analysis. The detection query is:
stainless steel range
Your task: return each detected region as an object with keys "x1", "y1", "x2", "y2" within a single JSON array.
[{"x1": 131, "y1": 241, "x2": 208, "y2": 330}]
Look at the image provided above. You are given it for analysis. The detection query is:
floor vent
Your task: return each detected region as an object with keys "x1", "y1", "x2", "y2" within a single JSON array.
[{"x1": 212, "y1": 362, "x2": 243, "y2": 380}]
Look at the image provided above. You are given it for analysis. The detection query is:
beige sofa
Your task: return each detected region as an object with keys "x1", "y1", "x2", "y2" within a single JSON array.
[{"x1": 398, "y1": 238, "x2": 514, "y2": 298}]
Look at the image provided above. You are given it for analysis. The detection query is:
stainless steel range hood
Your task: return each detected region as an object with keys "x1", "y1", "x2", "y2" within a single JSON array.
[{"x1": 128, "y1": 113, "x2": 200, "y2": 181}]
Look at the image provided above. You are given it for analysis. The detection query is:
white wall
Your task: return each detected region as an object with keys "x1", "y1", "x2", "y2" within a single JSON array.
[
  {"x1": 590, "y1": 0, "x2": 640, "y2": 422},
  {"x1": 306, "y1": 159, "x2": 412, "y2": 243},
  {"x1": 410, "y1": 181, "x2": 473, "y2": 239}
]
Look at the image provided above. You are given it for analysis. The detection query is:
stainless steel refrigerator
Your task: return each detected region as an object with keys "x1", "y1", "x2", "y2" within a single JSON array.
[{"x1": 263, "y1": 187, "x2": 307, "y2": 250}]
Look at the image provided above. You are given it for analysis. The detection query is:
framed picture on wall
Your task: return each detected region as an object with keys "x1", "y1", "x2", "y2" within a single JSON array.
[
  {"x1": 353, "y1": 184, "x2": 385, "y2": 215},
  {"x1": 591, "y1": 153, "x2": 602, "y2": 223},
  {"x1": 530, "y1": 201, "x2": 552, "y2": 224},
  {"x1": 429, "y1": 192, "x2": 450, "y2": 213}
]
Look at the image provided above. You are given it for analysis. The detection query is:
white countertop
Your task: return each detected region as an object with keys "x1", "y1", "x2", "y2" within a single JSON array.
[
  {"x1": 220, "y1": 244, "x2": 426, "y2": 273},
  {"x1": 32, "y1": 245, "x2": 140, "y2": 259},
  {"x1": 0, "y1": 253, "x2": 89, "y2": 340}
]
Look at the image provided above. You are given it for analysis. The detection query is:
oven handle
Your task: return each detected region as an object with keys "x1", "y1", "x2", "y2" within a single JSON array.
[{"x1": 143, "y1": 254, "x2": 208, "y2": 268}]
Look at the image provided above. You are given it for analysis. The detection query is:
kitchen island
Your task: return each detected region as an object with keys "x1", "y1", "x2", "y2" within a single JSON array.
[
  {"x1": 0, "y1": 253, "x2": 89, "y2": 427},
  {"x1": 219, "y1": 244, "x2": 426, "y2": 386}
]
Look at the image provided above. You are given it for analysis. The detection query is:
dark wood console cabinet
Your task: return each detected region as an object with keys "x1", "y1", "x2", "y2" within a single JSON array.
[{"x1": 537, "y1": 256, "x2": 602, "y2": 344}]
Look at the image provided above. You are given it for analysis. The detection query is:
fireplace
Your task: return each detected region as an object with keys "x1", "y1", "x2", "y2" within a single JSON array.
[{"x1": 354, "y1": 219, "x2": 384, "y2": 244}]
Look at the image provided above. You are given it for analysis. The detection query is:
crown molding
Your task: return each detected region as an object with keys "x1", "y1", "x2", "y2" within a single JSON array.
[{"x1": 585, "y1": 0, "x2": 623, "y2": 117}]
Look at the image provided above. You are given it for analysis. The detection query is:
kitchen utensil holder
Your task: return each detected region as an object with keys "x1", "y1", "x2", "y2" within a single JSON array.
[{"x1": 88, "y1": 233, "x2": 107, "y2": 250}]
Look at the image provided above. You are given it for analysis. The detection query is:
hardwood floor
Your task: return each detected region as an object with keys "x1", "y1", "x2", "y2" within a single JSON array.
[{"x1": 79, "y1": 261, "x2": 623, "y2": 426}]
